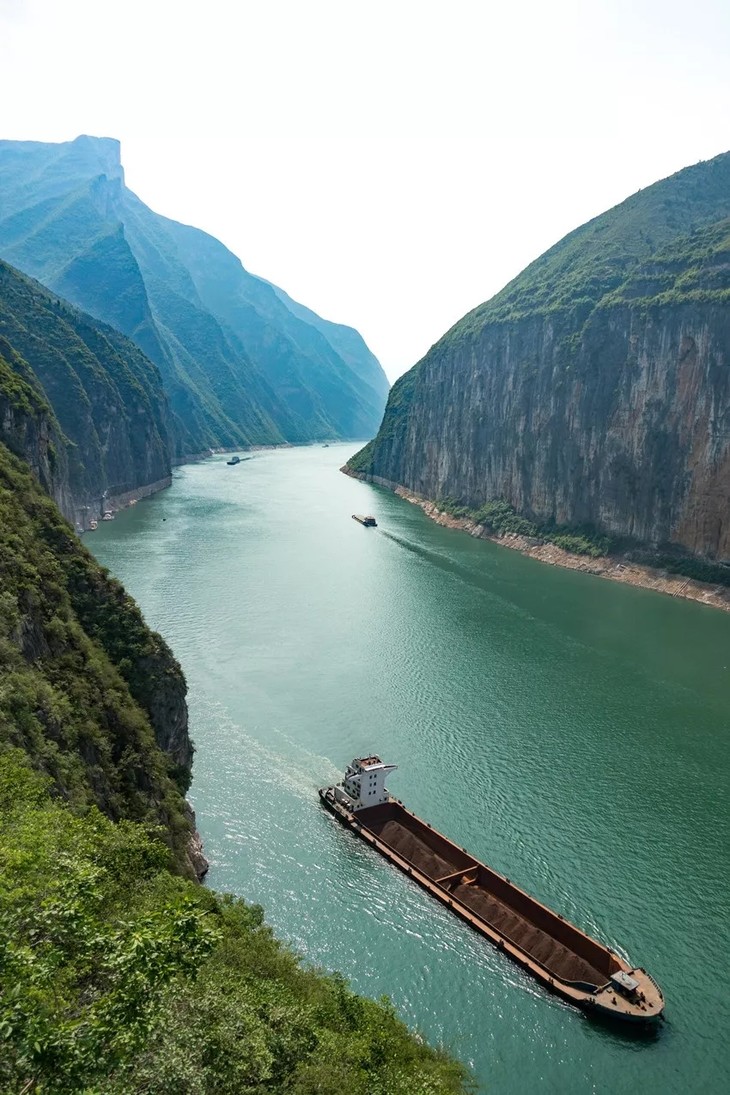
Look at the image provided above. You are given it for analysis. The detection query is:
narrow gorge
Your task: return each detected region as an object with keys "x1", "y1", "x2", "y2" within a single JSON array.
[
  {"x1": 0, "y1": 311, "x2": 466, "y2": 1095},
  {"x1": 0, "y1": 136, "x2": 389, "y2": 461}
]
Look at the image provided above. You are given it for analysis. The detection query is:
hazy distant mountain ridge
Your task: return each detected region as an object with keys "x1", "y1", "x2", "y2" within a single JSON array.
[
  {"x1": 0, "y1": 136, "x2": 388, "y2": 456},
  {"x1": 270, "y1": 280, "x2": 389, "y2": 407},
  {"x1": 350, "y1": 152, "x2": 730, "y2": 564},
  {"x1": 163, "y1": 217, "x2": 389, "y2": 435}
]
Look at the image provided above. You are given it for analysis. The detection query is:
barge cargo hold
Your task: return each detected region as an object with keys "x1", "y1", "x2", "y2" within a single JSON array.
[{"x1": 319, "y1": 757, "x2": 664, "y2": 1024}]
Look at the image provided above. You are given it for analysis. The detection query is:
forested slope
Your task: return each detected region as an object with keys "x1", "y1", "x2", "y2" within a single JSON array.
[
  {"x1": 0, "y1": 754, "x2": 469, "y2": 1094},
  {"x1": 0, "y1": 258, "x2": 170, "y2": 525},
  {"x1": 0, "y1": 346, "x2": 468, "y2": 1095},
  {"x1": 0, "y1": 135, "x2": 389, "y2": 456}
]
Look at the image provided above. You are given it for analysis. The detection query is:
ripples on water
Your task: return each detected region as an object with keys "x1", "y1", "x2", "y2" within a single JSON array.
[{"x1": 91, "y1": 445, "x2": 730, "y2": 1094}]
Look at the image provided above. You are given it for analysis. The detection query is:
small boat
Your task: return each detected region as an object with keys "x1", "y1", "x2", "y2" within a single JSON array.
[
  {"x1": 227, "y1": 455, "x2": 241, "y2": 466},
  {"x1": 320, "y1": 758, "x2": 664, "y2": 1024},
  {"x1": 352, "y1": 514, "x2": 377, "y2": 527},
  {"x1": 88, "y1": 519, "x2": 98, "y2": 531},
  {"x1": 102, "y1": 512, "x2": 114, "y2": 521}
]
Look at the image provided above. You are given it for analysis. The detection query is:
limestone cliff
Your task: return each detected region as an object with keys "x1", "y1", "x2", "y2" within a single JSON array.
[
  {"x1": 351, "y1": 154, "x2": 730, "y2": 563},
  {"x1": 0, "y1": 336, "x2": 73, "y2": 513},
  {"x1": 0, "y1": 404, "x2": 204, "y2": 877},
  {"x1": 0, "y1": 135, "x2": 389, "y2": 454},
  {"x1": 0, "y1": 259, "x2": 171, "y2": 528}
]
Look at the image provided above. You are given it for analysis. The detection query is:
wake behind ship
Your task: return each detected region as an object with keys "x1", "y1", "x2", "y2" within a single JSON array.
[{"x1": 319, "y1": 757, "x2": 664, "y2": 1024}]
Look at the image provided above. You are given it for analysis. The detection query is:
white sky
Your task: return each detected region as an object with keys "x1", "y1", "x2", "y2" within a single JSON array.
[{"x1": 1, "y1": 0, "x2": 729, "y2": 381}]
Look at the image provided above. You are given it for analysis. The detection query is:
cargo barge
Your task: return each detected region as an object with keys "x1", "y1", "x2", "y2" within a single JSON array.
[
  {"x1": 319, "y1": 757, "x2": 664, "y2": 1024},
  {"x1": 352, "y1": 513, "x2": 377, "y2": 526}
]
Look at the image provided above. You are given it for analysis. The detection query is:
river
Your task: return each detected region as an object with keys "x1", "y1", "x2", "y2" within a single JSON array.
[{"x1": 90, "y1": 443, "x2": 730, "y2": 1094}]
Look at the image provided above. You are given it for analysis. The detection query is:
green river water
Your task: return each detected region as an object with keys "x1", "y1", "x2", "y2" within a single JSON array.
[{"x1": 90, "y1": 444, "x2": 730, "y2": 1094}]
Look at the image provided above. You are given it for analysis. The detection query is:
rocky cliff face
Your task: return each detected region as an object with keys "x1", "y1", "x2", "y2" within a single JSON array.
[
  {"x1": 0, "y1": 298, "x2": 205, "y2": 878},
  {"x1": 0, "y1": 135, "x2": 389, "y2": 454},
  {"x1": 0, "y1": 410, "x2": 204, "y2": 877},
  {"x1": 0, "y1": 337, "x2": 74, "y2": 513},
  {"x1": 0, "y1": 259, "x2": 171, "y2": 527},
  {"x1": 352, "y1": 154, "x2": 730, "y2": 563}
]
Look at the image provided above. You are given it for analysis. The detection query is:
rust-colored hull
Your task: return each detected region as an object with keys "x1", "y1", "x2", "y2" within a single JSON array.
[{"x1": 319, "y1": 789, "x2": 664, "y2": 1024}]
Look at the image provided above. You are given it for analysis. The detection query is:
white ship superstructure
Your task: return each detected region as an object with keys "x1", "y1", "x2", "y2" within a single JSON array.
[
  {"x1": 334, "y1": 755, "x2": 397, "y2": 812},
  {"x1": 319, "y1": 756, "x2": 665, "y2": 1024}
]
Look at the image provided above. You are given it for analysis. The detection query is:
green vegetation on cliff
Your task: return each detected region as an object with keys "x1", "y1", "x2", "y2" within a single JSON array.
[
  {"x1": 0, "y1": 385, "x2": 468, "y2": 1090},
  {"x1": 350, "y1": 151, "x2": 730, "y2": 565},
  {"x1": 436, "y1": 498, "x2": 612, "y2": 557},
  {"x1": 0, "y1": 441, "x2": 193, "y2": 869},
  {"x1": 0, "y1": 754, "x2": 469, "y2": 1094},
  {"x1": 0, "y1": 338, "x2": 51, "y2": 419},
  {"x1": 0, "y1": 258, "x2": 170, "y2": 518},
  {"x1": 0, "y1": 136, "x2": 389, "y2": 455},
  {"x1": 600, "y1": 216, "x2": 730, "y2": 310},
  {"x1": 454, "y1": 151, "x2": 730, "y2": 333}
]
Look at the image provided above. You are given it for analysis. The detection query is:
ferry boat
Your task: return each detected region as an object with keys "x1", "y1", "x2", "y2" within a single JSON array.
[
  {"x1": 352, "y1": 514, "x2": 377, "y2": 527},
  {"x1": 319, "y1": 758, "x2": 664, "y2": 1024}
]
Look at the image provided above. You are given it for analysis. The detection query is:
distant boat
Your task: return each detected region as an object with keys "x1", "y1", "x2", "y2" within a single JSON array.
[
  {"x1": 102, "y1": 512, "x2": 114, "y2": 521},
  {"x1": 227, "y1": 455, "x2": 241, "y2": 466},
  {"x1": 88, "y1": 519, "x2": 98, "y2": 531},
  {"x1": 353, "y1": 514, "x2": 377, "y2": 527}
]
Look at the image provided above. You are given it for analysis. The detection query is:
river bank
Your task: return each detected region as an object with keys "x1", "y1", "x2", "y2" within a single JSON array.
[
  {"x1": 89, "y1": 444, "x2": 730, "y2": 1094},
  {"x1": 85, "y1": 442, "x2": 338, "y2": 531},
  {"x1": 344, "y1": 469, "x2": 730, "y2": 613}
]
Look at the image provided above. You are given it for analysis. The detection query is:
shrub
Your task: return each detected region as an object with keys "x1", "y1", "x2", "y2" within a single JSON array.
[{"x1": 0, "y1": 754, "x2": 472, "y2": 1095}]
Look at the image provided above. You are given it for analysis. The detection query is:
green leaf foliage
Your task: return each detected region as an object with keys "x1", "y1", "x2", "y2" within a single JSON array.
[
  {"x1": 0, "y1": 753, "x2": 471, "y2": 1094},
  {"x1": 436, "y1": 497, "x2": 613, "y2": 558},
  {"x1": 0, "y1": 258, "x2": 170, "y2": 510},
  {"x1": 0, "y1": 438, "x2": 194, "y2": 869}
]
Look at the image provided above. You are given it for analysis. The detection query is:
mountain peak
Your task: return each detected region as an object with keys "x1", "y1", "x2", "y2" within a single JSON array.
[
  {"x1": 70, "y1": 134, "x2": 124, "y2": 182},
  {"x1": 0, "y1": 136, "x2": 388, "y2": 454}
]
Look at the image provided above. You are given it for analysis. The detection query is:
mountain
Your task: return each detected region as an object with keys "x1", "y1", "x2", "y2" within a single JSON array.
[
  {"x1": 270, "y1": 280, "x2": 390, "y2": 426},
  {"x1": 0, "y1": 408, "x2": 198, "y2": 877},
  {"x1": 0, "y1": 360, "x2": 468, "y2": 1095},
  {"x1": 349, "y1": 152, "x2": 730, "y2": 564},
  {"x1": 0, "y1": 257, "x2": 170, "y2": 526},
  {"x1": 0, "y1": 136, "x2": 389, "y2": 456},
  {"x1": 0, "y1": 331, "x2": 72, "y2": 513},
  {"x1": 162, "y1": 217, "x2": 390, "y2": 440}
]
